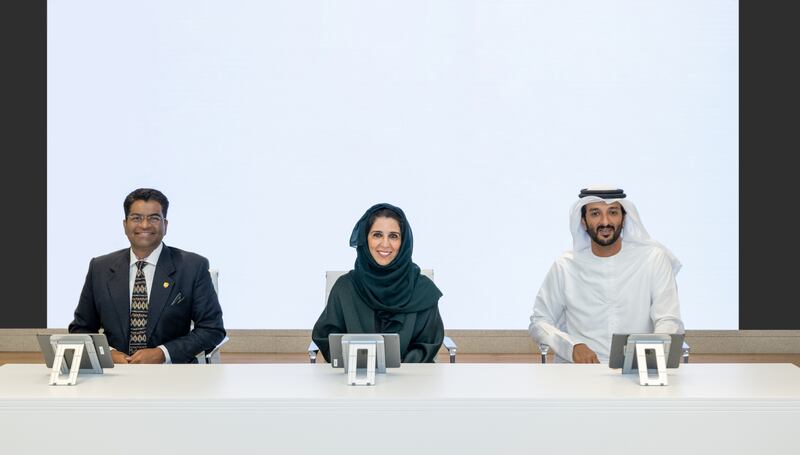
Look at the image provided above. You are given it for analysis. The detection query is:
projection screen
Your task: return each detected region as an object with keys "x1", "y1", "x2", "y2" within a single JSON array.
[{"x1": 47, "y1": 1, "x2": 738, "y2": 329}]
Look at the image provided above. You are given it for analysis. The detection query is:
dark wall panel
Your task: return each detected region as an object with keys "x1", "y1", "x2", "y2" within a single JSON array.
[
  {"x1": 738, "y1": 2, "x2": 799, "y2": 329},
  {"x1": 0, "y1": 0, "x2": 47, "y2": 328}
]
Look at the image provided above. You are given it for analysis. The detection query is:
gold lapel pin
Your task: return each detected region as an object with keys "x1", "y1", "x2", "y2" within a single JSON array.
[{"x1": 163, "y1": 282, "x2": 169, "y2": 288}]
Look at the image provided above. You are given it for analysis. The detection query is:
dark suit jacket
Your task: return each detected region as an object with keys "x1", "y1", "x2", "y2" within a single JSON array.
[{"x1": 68, "y1": 244, "x2": 226, "y2": 364}]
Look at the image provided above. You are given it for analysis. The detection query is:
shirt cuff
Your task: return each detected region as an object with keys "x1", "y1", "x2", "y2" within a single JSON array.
[
  {"x1": 157, "y1": 345, "x2": 172, "y2": 364},
  {"x1": 567, "y1": 342, "x2": 576, "y2": 363}
]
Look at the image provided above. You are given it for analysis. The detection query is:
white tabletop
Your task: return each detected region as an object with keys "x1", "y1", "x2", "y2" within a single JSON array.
[{"x1": 2, "y1": 363, "x2": 799, "y2": 454}]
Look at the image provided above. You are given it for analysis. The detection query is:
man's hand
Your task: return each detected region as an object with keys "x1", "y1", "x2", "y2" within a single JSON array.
[
  {"x1": 127, "y1": 347, "x2": 166, "y2": 364},
  {"x1": 111, "y1": 350, "x2": 130, "y2": 364},
  {"x1": 572, "y1": 343, "x2": 600, "y2": 364}
]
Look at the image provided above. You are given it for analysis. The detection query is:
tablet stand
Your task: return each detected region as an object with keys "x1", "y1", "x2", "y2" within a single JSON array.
[
  {"x1": 346, "y1": 342, "x2": 377, "y2": 386},
  {"x1": 341, "y1": 335, "x2": 389, "y2": 386},
  {"x1": 49, "y1": 337, "x2": 103, "y2": 386},
  {"x1": 622, "y1": 337, "x2": 669, "y2": 386}
]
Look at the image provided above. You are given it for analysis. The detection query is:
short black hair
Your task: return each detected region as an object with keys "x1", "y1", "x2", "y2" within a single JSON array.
[{"x1": 124, "y1": 188, "x2": 169, "y2": 218}]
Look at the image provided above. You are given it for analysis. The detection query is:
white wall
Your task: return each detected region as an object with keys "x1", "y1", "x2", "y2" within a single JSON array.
[{"x1": 47, "y1": 1, "x2": 738, "y2": 329}]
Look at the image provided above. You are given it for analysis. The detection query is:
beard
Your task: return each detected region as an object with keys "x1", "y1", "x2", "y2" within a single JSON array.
[{"x1": 586, "y1": 224, "x2": 622, "y2": 247}]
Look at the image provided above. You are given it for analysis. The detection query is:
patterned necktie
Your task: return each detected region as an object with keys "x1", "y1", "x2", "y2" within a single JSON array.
[{"x1": 129, "y1": 260, "x2": 149, "y2": 355}]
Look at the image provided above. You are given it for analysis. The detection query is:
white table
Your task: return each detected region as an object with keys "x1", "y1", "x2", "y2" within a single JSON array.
[{"x1": 1, "y1": 363, "x2": 799, "y2": 454}]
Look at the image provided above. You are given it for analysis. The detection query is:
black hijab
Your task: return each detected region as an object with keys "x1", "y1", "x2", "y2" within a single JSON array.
[{"x1": 349, "y1": 203, "x2": 442, "y2": 315}]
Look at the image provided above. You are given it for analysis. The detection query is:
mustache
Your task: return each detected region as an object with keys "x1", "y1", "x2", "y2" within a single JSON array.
[{"x1": 595, "y1": 225, "x2": 616, "y2": 233}]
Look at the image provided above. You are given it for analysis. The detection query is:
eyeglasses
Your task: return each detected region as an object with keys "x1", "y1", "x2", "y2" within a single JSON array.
[{"x1": 126, "y1": 214, "x2": 164, "y2": 224}]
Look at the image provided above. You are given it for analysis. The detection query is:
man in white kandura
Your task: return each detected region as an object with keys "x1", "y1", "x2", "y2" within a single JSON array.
[{"x1": 529, "y1": 186, "x2": 684, "y2": 364}]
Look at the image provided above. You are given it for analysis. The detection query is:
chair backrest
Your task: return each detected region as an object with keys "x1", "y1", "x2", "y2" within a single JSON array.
[
  {"x1": 209, "y1": 268, "x2": 219, "y2": 295},
  {"x1": 324, "y1": 269, "x2": 433, "y2": 304},
  {"x1": 193, "y1": 269, "x2": 220, "y2": 330},
  {"x1": 196, "y1": 268, "x2": 223, "y2": 364}
]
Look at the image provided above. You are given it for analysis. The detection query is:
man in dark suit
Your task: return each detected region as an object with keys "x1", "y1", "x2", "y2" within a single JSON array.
[{"x1": 69, "y1": 188, "x2": 226, "y2": 364}]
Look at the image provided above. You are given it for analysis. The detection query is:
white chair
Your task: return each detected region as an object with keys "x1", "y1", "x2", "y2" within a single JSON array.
[
  {"x1": 195, "y1": 268, "x2": 229, "y2": 364},
  {"x1": 308, "y1": 269, "x2": 457, "y2": 363}
]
